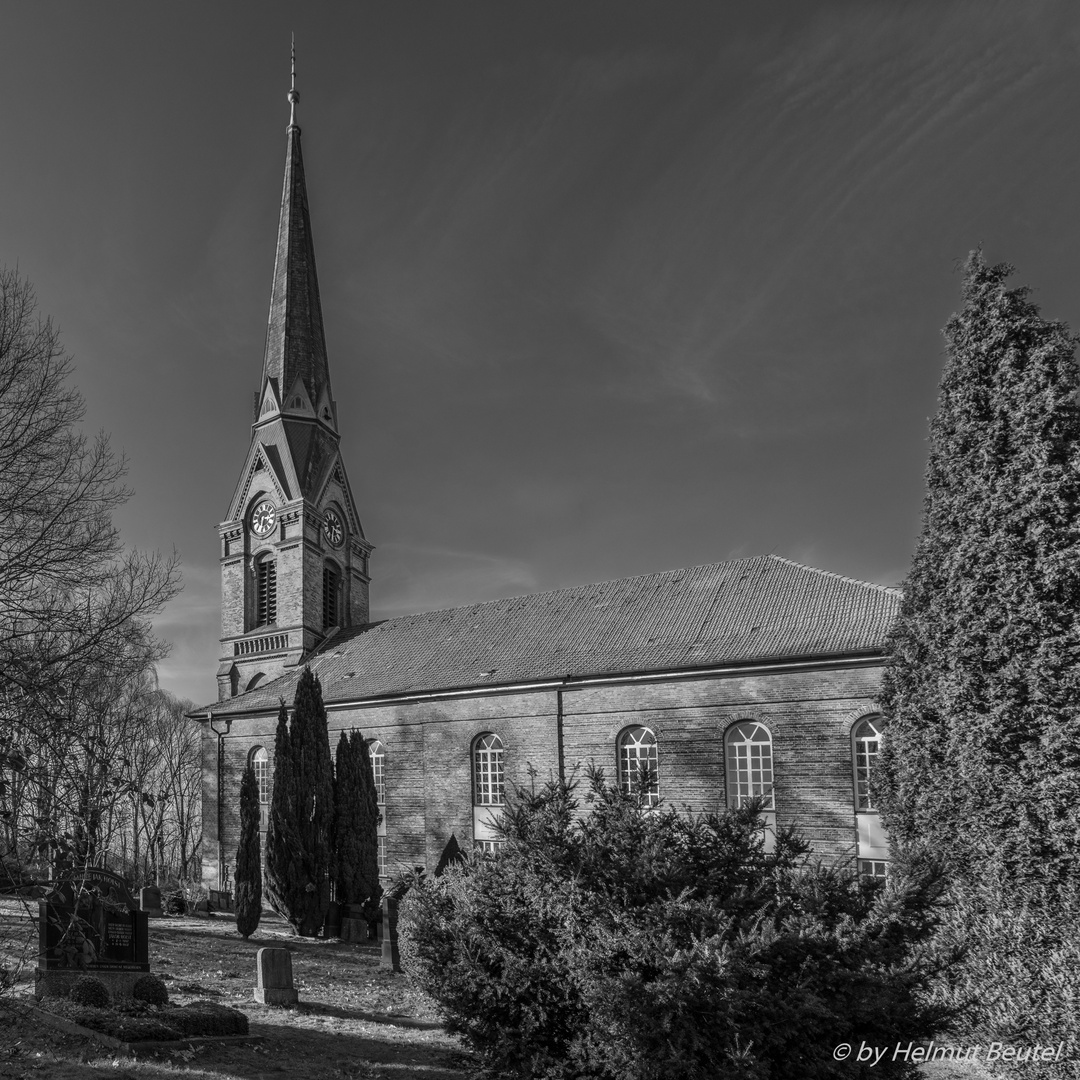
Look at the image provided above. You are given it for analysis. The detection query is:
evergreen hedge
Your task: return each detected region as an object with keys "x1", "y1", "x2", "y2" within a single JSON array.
[{"x1": 399, "y1": 768, "x2": 955, "y2": 1080}]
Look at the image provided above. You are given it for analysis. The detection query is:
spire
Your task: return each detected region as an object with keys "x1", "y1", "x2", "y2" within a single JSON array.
[{"x1": 262, "y1": 42, "x2": 333, "y2": 421}]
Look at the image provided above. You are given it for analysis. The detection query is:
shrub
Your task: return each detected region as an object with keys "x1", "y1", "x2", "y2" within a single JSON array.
[
  {"x1": 400, "y1": 768, "x2": 958, "y2": 1080},
  {"x1": 68, "y1": 974, "x2": 110, "y2": 1008},
  {"x1": 132, "y1": 973, "x2": 169, "y2": 1006},
  {"x1": 43, "y1": 996, "x2": 249, "y2": 1041},
  {"x1": 167, "y1": 1000, "x2": 249, "y2": 1037}
]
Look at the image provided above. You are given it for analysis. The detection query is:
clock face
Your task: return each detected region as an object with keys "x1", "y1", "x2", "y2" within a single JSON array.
[
  {"x1": 251, "y1": 500, "x2": 276, "y2": 537},
  {"x1": 323, "y1": 509, "x2": 344, "y2": 547}
]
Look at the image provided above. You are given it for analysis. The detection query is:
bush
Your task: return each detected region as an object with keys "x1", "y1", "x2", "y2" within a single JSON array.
[
  {"x1": 167, "y1": 1000, "x2": 249, "y2": 1037},
  {"x1": 42, "y1": 996, "x2": 249, "y2": 1041},
  {"x1": 68, "y1": 975, "x2": 110, "y2": 1008},
  {"x1": 132, "y1": 973, "x2": 169, "y2": 1006},
  {"x1": 400, "y1": 768, "x2": 958, "y2": 1080}
]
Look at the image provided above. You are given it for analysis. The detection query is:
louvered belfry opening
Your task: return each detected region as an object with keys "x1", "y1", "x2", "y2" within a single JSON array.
[
  {"x1": 257, "y1": 559, "x2": 277, "y2": 626},
  {"x1": 323, "y1": 564, "x2": 340, "y2": 629}
]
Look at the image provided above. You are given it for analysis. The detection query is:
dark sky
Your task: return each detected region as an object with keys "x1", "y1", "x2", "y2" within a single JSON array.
[{"x1": 4, "y1": 1, "x2": 1080, "y2": 706}]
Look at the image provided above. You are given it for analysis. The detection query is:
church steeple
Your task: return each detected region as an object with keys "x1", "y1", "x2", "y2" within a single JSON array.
[
  {"x1": 217, "y1": 54, "x2": 372, "y2": 702},
  {"x1": 262, "y1": 45, "x2": 334, "y2": 429}
]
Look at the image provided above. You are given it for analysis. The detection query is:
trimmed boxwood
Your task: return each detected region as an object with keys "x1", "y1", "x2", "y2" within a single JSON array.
[
  {"x1": 132, "y1": 973, "x2": 169, "y2": 1006},
  {"x1": 42, "y1": 996, "x2": 249, "y2": 1041},
  {"x1": 68, "y1": 975, "x2": 110, "y2": 1008}
]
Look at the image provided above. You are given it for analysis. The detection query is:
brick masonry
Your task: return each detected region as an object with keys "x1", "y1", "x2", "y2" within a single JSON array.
[{"x1": 200, "y1": 661, "x2": 885, "y2": 889}]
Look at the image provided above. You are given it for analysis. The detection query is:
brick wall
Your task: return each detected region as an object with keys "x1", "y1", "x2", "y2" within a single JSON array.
[{"x1": 202, "y1": 661, "x2": 885, "y2": 887}]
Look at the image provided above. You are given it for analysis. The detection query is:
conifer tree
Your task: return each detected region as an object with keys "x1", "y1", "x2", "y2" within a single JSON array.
[
  {"x1": 352, "y1": 730, "x2": 382, "y2": 910},
  {"x1": 333, "y1": 730, "x2": 361, "y2": 905},
  {"x1": 879, "y1": 251, "x2": 1080, "y2": 904},
  {"x1": 234, "y1": 764, "x2": 262, "y2": 939},
  {"x1": 263, "y1": 669, "x2": 335, "y2": 935},
  {"x1": 263, "y1": 700, "x2": 297, "y2": 922},
  {"x1": 332, "y1": 730, "x2": 381, "y2": 911}
]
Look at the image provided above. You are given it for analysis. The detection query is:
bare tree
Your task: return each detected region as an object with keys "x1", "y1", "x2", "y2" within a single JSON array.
[{"x1": 0, "y1": 265, "x2": 182, "y2": 886}]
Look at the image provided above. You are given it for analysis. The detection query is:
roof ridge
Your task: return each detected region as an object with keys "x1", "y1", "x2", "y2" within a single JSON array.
[{"x1": 766, "y1": 554, "x2": 900, "y2": 596}]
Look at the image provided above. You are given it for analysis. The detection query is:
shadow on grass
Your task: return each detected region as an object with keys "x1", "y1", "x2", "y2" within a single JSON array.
[
  {"x1": 293, "y1": 999, "x2": 442, "y2": 1030},
  {"x1": 4, "y1": 1002, "x2": 471, "y2": 1080}
]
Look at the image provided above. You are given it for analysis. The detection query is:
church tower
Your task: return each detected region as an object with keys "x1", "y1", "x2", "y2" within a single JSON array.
[{"x1": 217, "y1": 63, "x2": 372, "y2": 700}]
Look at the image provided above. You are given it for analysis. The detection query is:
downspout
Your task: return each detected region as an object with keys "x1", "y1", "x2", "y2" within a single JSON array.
[
  {"x1": 556, "y1": 688, "x2": 565, "y2": 783},
  {"x1": 207, "y1": 711, "x2": 232, "y2": 889}
]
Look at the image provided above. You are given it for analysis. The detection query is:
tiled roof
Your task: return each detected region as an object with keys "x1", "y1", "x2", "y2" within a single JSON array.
[{"x1": 200, "y1": 555, "x2": 899, "y2": 716}]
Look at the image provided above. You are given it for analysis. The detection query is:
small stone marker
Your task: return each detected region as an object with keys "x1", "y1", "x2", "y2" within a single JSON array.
[
  {"x1": 139, "y1": 886, "x2": 163, "y2": 916},
  {"x1": 254, "y1": 947, "x2": 298, "y2": 1005}
]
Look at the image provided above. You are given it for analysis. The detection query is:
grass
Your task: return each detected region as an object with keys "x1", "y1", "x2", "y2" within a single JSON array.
[
  {"x1": 0, "y1": 901, "x2": 1005, "y2": 1079},
  {"x1": 0, "y1": 901, "x2": 470, "y2": 1079}
]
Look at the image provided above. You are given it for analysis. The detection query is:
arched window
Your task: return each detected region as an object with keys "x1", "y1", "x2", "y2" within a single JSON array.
[
  {"x1": 368, "y1": 740, "x2": 385, "y2": 807},
  {"x1": 473, "y1": 734, "x2": 505, "y2": 806},
  {"x1": 852, "y1": 716, "x2": 882, "y2": 811},
  {"x1": 617, "y1": 726, "x2": 659, "y2": 805},
  {"x1": 246, "y1": 673, "x2": 266, "y2": 692},
  {"x1": 725, "y1": 722, "x2": 774, "y2": 810},
  {"x1": 256, "y1": 555, "x2": 277, "y2": 626},
  {"x1": 323, "y1": 562, "x2": 341, "y2": 630},
  {"x1": 250, "y1": 746, "x2": 269, "y2": 831},
  {"x1": 473, "y1": 733, "x2": 505, "y2": 854},
  {"x1": 852, "y1": 715, "x2": 888, "y2": 876},
  {"x1": 368, "y1": 739, "x2": 387, "y2": 878}
]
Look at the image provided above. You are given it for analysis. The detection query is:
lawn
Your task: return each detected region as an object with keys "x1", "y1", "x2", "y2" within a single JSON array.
[
  {"x1": 0, "y1": 902, "x2": 471, "y2": 1080},
  {"x1": 0, "y1": 902, "x2": 998, "y2": 1080}
]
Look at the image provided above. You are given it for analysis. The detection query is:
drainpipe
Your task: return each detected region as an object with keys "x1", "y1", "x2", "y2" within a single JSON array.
[
  {"x1": 556, "y1": 688, "x2": 565, "y2": 783},
  {"x1": 208, "y1": 711, "x2": 232, "y2": 889}
]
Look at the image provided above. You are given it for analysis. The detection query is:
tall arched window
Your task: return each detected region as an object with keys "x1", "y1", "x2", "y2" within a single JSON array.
[
  {"x1": 618, "y1": 726, "x2": 659, "y2": 805},
  {"x1": 250, "y1": 746, "x2": 269, "y2": 831},
  {"x1": 473, "y1": 733, "x2": 505, "y2": 853},
  {"x1": 724, "y1": 722, "x2": 774, "y2": 809},
  {"x1": 368, "y1": 740, "x2": 385, "y2": 806},
  {"x1": 368, "y1": 739, "x2": 386, "y2": 878},
  {"x1": 473, "y1": 733, "x2": 505, "y2": 806},
  {"x1": 852, "y1": 715, "x2": 888, "y2": 876},
  {"x1": 255, "y1": 555, "x2": 277, "y2": 626},
  {"x1": 852, "y1": 717, "x2": 882, "y2": 811}
]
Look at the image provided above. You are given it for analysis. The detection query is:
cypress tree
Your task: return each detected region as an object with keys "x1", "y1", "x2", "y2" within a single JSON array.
[
  {"x1": 353, "y1": 730, "x2": 382, "y2": 911},
  {"x1": 879, "y1": 251, "x2": 1080, "y2": 904},
  {"x1": 235, "y1": 764, "x2": 262, "y2": 939},
  {"x1": 263, "y1": 700, "x2": 299, "y2": 922},
  {"x1": 263, "y1": 669, "x2": 335, "y2": 935},
  {"x1": 333, "y1": 730, "x2": 363, "y2": 905},
  {"x1": 332, "y1": 730, "x2": 381, "y2": 910}
]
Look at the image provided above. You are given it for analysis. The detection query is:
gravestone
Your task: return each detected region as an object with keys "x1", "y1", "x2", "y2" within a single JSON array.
[
  {"x1": 380, "y1": 896, "x2": 400, "y2": 972},
  {"x1": 139, "y1": 886, "x2": 163, "y2": 917},
  {"x1": 254, "y1": 947, "x2": 298, "y2": 1004},
  {"x1": 36, "y1": 867, "x2": 149, "y2": 999}
]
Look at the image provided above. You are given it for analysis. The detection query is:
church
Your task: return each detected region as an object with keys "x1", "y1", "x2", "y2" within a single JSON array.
[{"x1": 190, "y1": 79, "x2": 895, "y2": 894}]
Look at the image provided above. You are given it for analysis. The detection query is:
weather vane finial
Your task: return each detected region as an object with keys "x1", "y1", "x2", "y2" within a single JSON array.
[{"x1": 288, "y1": 33, "x2": 299, "y2": 129}]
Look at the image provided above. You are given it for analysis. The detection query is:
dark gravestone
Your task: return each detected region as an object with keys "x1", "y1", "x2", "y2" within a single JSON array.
[
  {"x1": 380, "y1": 896, "x2": 400, "y2": 972},
  {"x1": 140, "y1": 885, "x2": 163, "y2": 916},
  {"x1": 37, "y1": 867, "x2": 149, "y2": 999}
]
